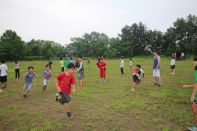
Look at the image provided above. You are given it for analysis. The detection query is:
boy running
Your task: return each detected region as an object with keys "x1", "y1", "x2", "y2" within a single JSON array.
[
  {"x1": 42, "y1": 64, "x2": 52, "y2": 91},
  {"x1": 186, "y1": 57, "x2": 197, "y2": 131},
  {"x1": 64, "y1": 58, "x2": 68, "y2": 69},
  {"x1": 0, "y1": 61, "x2": 8, "y2": 92},
  {"x1": 87, "y1": 60, "x2": 91, "y2": 70},
  {"x1": 55, "y1": 63, "x2": 76, "y2": 118},
  {"x1": 131, "y1": 64, "x2": 144, "y2": 91},
  {"x1": 23, "y1": 66, "x2": 36, "y2": 97}
]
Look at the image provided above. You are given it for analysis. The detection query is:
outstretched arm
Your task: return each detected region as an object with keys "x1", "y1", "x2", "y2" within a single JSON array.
[{"x1": 55, "y1": 78, "x2": 61, "y2": 92}]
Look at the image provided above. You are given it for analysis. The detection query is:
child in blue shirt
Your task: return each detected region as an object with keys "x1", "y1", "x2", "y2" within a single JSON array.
[
  {"x1": 42, "y1": 64, "x2": 52, "y2": 91},
  {"x1": 23, "y1": 66, "x2": 36, "y2": 97}
]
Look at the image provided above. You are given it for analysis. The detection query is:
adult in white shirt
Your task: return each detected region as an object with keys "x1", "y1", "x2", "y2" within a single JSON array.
[
  {"x1": 120, "y1": 56, "x2": 124, "y2": 75},
  {"x1": 0, "y1": 61, "x2": 8, "y2": 92},
  {"x1": 170, "y1": 56, "x2": 176, "y2": 75}
]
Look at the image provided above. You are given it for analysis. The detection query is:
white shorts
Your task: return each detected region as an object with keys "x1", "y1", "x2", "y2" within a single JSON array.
[
  {"x1": 43, "y1": 79, "x2": 48, "y2": 86},
  {"x1": 23, "y1": 83, "x2": 32, "y2": 91},
  {"x1": 153, "y1": 69, "x2": 160, "y2": 77}
]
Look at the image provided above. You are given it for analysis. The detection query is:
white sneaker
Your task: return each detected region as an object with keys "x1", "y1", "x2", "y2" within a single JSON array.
[{"x1": 0, "y1": 89, "x2": 3, "y2": 93}]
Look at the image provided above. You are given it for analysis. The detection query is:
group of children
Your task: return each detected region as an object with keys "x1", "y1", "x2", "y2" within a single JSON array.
[{"x1": 1, "y1": 55, "x2": 197, "y2": 130}]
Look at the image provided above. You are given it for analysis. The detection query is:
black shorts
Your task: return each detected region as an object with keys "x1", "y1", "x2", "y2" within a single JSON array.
[
  {"x1": 0, "y1": 76, "x2": 7, "y2": 82},
  {"x1": 58, "y1": 92, "x2": 71, "y2": 105},
  {"x1": 133, "y1": 75, "x2": 140, "y2": 83},
  {"x1": 194, "y1": 99, "x2": 197, "y2": 104},
  {"x1": 61, "y1": 67, "x2": 64, "y2": 72},
  {"x1": 171, "y1": 65, "x2": 175, "y2": 69}
]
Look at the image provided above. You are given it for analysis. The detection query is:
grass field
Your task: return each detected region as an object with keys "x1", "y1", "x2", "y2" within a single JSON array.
[{"x1": 0, "y1": 57, "x2": 195, "y2": 131}]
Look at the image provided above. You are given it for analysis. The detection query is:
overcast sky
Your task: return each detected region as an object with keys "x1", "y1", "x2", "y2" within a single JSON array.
[{"x1": 0, "y1": 0, "x2": 197, "y2": 45}]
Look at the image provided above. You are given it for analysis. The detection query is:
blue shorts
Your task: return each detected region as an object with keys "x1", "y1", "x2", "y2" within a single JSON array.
[{"x1": 78, "y1": 70, "x2": 83, "y2": 80}]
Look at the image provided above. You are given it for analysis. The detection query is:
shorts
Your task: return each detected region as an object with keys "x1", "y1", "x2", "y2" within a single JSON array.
[
  {"x1": 0, "y1": 76, "x2": 7, "y2": 82},
  {"x1": 23, "y1": 83, "x2": 32, "y2": 91},
  {"x1": 170, "y1": 65, "x2": 175, "y2": 69},
  {"x1": 133, "y1": 75, "x2": 141, "y2": 83},
  {"x1": 43, "y1": 79, "x2": 49, "y2": 85},
  {"x1": 153, "y1": 69, "x2": 160, "y2": 77},
  {"x1": 58, "y1": 92, "x2": 71, "y2": 105},
  {"x1": 78, "y1": 70, "x2": 83, "y2": 80},
  {"x1": 61, "y1": 67, "x2": 64, "y2": 72}
]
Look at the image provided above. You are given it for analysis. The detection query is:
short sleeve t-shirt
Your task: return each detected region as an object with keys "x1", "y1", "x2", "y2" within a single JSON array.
[
  {"x1": 43, "y1": 70, "x2": 52, "y2": 80},
  {"x1": 0, "y1": 64, "x2": 8, "y2": 76},
  {"x1": 64, "y1": 60, "x2": 68, "y2": 67},
  {"x1": 25, "y1": 72, "x2": 36, "y2": 84},
  {"x1": 57, "y1": 73, "x2": 75, "y2": 95},
  {"x1": 120, "y1": 60, "x2": 124, "y2": 68},
  {"x1": 15, "y1": 63, "x2": 19, "y2": 69},
  {"x1": 60, "y1": 60, "x2": 64, "y2": 67},
  {"x1": 170, "y1": 59, "x2": 176, "y2": 65}
]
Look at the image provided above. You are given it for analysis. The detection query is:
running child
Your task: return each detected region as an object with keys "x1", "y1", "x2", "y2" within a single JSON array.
[
  {"x1": 64, "y1": 58, "x2": 68, "y2": 69},
  {"x1": 97, "y1": 57, "x2": 106, "y2": 83},
  {"x1": 0, "y1": 61, "x2": 8, "y2": 92},
  {"x1": 87, "y1": 60, "x2": 91, "y2": 70},
  {"x1": 42, "y1": 64, "x2": 52, "y2": 91},
  {"x1": 55, "y1": 63, "x2": 76, "y2": 118},
  {"x1": 185, "y1": 57, "x2": 197, "y2": 131},
  {"x1": 23, "y1": 66, "x2": 36, "y2": 97},
  {"x1": 131, "y1": 64, "x2": 144, "y2": 91}
]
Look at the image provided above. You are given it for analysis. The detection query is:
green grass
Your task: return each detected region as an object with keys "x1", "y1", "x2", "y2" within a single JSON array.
[{"x1": 0, "y1": 57, "x2": 195, "y2": 130}]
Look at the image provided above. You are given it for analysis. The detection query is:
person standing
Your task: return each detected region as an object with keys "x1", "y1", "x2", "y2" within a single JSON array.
[
  {"x1": 152, "y1": 51, "x2": 161, "y2": 87},
  {"x1": 97, "y1": 58, "x2": 106, "y2": 83},
  {"x1": 170, "y1": 56, "x2": 176, "y2": 75},
  {"x1": 15, "y1": 60, "x2": 20, "y2": 78},
  {"x1": 129, "y1": 58, "x2": 133, "y2": 69},
  {"x1": 76, "y1": 56, "x2": 84, "y2": 88},
  {"x1": 120, "y1": 56, "x2": 124, "y2": 75}
]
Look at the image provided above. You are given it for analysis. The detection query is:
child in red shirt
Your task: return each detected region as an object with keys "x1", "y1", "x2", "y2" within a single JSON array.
[
  {"x1": 97, "y1": 58, "x2": 106, "y2": 83},
  {"x1": 56, "y1": 63, "x2": 76, "y2": 118},
  {"x1": 131, "y1": 64, "x2": 144, "y2": 91}
]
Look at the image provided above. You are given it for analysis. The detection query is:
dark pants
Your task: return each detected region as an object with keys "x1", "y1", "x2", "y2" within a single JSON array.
[
  {"x1": 15, "y1": 69, "x2": 20, "y2": 78},
  {"x1": 120, "y1": 67, "x2": 124, "y2": 74}
]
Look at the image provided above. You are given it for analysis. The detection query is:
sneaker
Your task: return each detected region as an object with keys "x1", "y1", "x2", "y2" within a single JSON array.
[
  {"x1": 23, "y1": 94, "x2": 27, "y2": 98},
  {"x1": 157, "y1": 84, "x2": 162, "y2": 87},
  {"x1": 0, "y1": 89, "x2": 3, "y2": 93},
  {"x1": 188, "y1": 125, "x2": 197, "y2": 131},
  {"x1": 154, "y1": 83, "x2": 158, "y2": 86},
  {"x1": 67, "y1": 112, "x2": 73, "y2": 118},
  {"x1": 55, "y1": 93, "x2": 59, "y2": 101}
]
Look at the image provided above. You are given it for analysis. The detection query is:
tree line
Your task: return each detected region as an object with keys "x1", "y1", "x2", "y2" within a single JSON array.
[{"x1": 0, "y1": 14, "x2": 196, "y2": 60}]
